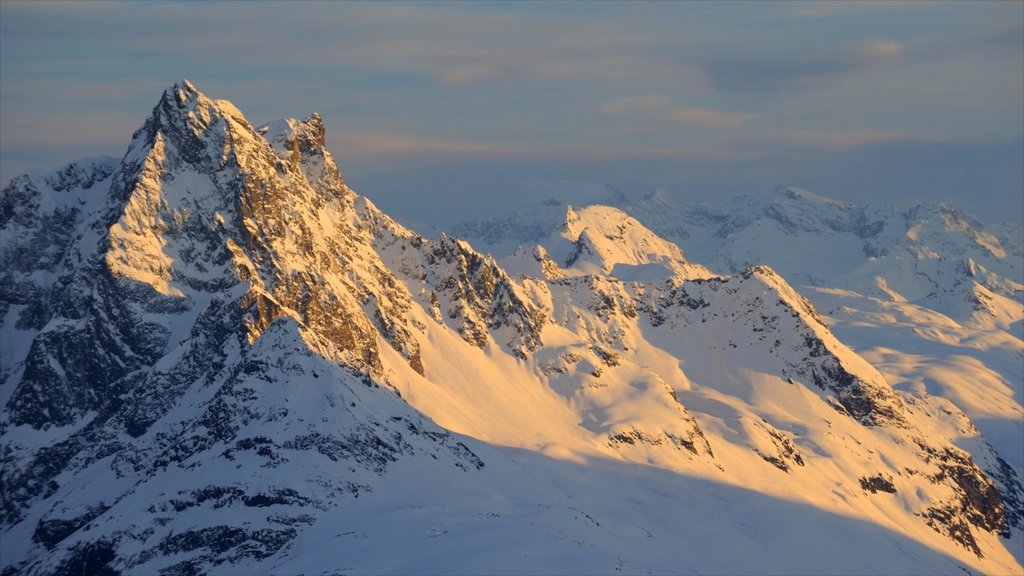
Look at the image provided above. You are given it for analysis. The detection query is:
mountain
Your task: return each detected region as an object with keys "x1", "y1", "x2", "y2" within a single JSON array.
[
  {"x1": 451, "y1": 186, "x2": 1024, "y2": 464},
  {"x1": 1, "y1": 81, "x2": 1021, "y2": 575},
  {"x1": 452, "y1": 186, "x2": 1023, "y2": 313}
]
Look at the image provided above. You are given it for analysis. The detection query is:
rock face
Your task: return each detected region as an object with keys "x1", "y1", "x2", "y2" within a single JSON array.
[
  {"x1": 1, "y1": 82, "x2": 1021, "y2": 575},
  {"x1": 0, "y1": 82, "x2": 486, "y2": 573}
]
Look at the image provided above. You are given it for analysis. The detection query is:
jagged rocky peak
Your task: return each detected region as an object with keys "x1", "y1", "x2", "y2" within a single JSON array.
[
  {"x1": 113, "y1": 79, "x2": 267, "y2": 212},
  {"x1": 532, "y1": 244, "x2": 568, "y2": 282},
  {"x1": 560, "y1": 204, "x2": 581, "y2": 232},
  {"x1": 120, "y1": 79, "x2": 339, "y2": 195},
  {"x1": 4, "y1": 80, "x2": 390, "y2": 429},
  {"x1": 133, "y1": 79, "x2": 252, "y2": 165},
  {"x1": 259, "y1": 113, "x2": 326, "y2": 154},
  {"x1": 105, "y1": 80, "x2": 267, "y2": 297},
  {"x1": 256, "y1": 113, "x2": 348, "y2": 202},
  {"x1": 105, "y1": 81, "x2": 355, "y2": 297},
  {"x1": 170, "y1": 77, "x2": 198, "y2": 99},
  {"x1": 166, "y1": 79, "x2": 202, "y2": 110}
]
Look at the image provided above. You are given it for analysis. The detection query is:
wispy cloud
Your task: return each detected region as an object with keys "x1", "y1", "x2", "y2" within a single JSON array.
[
  {"x1": 11, "y1": 2, "x2": 689, "y2": 92},
  {"x1": 786, "y1": 1, "x2": 920, "y2": 19},
  {"x1": 858, "y1": 38, "x2": 906, "y2": 60},
  {"x1": 705, "y1": 38, "x2": 906, "y2": 95},
  {"x1": 0, "y1": 0, "x2": 117, "y2": 13},
  {"x1": 328, "y1": 130, "x2": 755, "y2": 163},
  {"x1": 328, "y1": 132, "x2": 525, "y2": 158},
  {"x1": 0, "y1": 112, "x2": 141, "y2": 183},
  {"x1": 439, "y1": 67, "x2": 495, "y2": 86},
  {"x1": 780, "y1": 129, "x2": 928, "y2": 148},
  {"x1": 1, "y1": 0, "x2": 1019, "y2": 225},
  {"x1": 580, "y1": 144, "x2": 758, "y2": 162},
  {"x1": 0, "y1": 113, "x2": 138, "y2": 150},
  {"x1": 601, "y1": 95, "x2": 757, "y2": 128}
]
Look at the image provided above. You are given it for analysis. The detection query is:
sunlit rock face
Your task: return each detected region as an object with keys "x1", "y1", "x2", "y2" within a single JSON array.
[{"x1": 1, "y1": 81, "x2": 1020, "y2": 576}]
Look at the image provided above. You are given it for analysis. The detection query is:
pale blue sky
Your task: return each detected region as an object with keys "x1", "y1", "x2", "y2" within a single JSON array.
[{"x1": 2, "y1": 1, "x2": 1022, "y2": 224}]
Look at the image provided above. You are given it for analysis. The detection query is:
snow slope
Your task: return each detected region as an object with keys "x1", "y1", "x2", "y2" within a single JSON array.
[
  {"x1": 1, "y1": 82, "x2": 1021, "y2": 575},
  {"x1": 451, "y1": 186, "x2": 1024, "y2": 494}
]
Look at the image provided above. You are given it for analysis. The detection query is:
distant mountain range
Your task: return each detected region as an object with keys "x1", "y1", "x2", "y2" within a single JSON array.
[
  {"x1": 1, "y1": 81, "x2": 1021, "y2": 575},
  {"x1": 448, "y1": 182, "x2": 1024, "y2": 467},
  {"x1": 450, "y1": 184, "x2": 1022, "y2": 318}
]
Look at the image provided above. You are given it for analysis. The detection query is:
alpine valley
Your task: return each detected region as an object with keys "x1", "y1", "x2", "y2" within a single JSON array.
[{"x1": 1, "y1": 81, "x2": 1021, "y2": 575}]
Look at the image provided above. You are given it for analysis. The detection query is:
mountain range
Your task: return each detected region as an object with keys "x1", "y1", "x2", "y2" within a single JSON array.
[
  {"x1": 447, "y1": 182, "x2": 1024, "y2": 467},
  {"x1": 1, "y1": 81, "x2": 1021, "y2": 575}
]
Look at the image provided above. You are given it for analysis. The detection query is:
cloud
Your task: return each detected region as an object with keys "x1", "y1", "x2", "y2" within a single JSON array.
[
  {"x1": 978, "y1": 26, "x2": 1024, "y2": 53},
  {"x1": 705, "y1": 38, "x2": 905, "y2": 95},
  {"x1": 439, "y1": 67, "x2": 495, "y2": 86},
  {"x1": 779, "y1": 129, "x2": 927, "y2": 148},
  {"x1": 787, "y1": 1, "x2": 918, "y2": 19},
  {"x1": 580, "y1": 144, "x2": 758, "y2": 162},
  {"x1": 327, "y1": 132, "x2": 525, "y2": 158},
  {"x1": 0, "y1": 112, "x2": 142, "y2": 184},
  {"x1": 858, "y1": 38, "x2": 906, "y2": 60},
  {"x1": 14, "y1": 3, "x2": 686, "y2": 91},
  {"x1": 0, "y1": 0, "x2": 115, "y2": 13},
  {"x1": 327, "y1": 130, "x2": 754, "y2": 163},
  {"x1": 600, "y1": 95, "x2": 757, "y2": 128}
]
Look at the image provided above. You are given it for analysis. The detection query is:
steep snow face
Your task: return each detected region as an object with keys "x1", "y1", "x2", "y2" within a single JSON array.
[
  {"x1": 1, "y1": 317, "x2": 487, "y2": 576},
  {"x1": 627, "y1": 188, "x2": 1024, "y2": 494},
  {"x1": 367, "y1": 198, "x2": 1021, "y2": 569},
  {"x1": 0, "y1": 157, "x2": 121, "y2": 449},
  {"x1": 2, "y1": 82, "x2": 1022, "y2": 575},
  {"x1": 0, "y1": 156, "x2": 119, "y2": 307}
]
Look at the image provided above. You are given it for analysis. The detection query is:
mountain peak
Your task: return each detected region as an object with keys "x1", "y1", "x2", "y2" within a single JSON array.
[
  {"x1": 255, "y1": 112, "x2": 348, "y2": 199},
  {"x1": 148, "y1": 80, "x2": 250, "y2": 136},
  {"x1": 776, "y1": 185, "x2": 850, "y2": 208},
  {"x1": 155, "y1": 79, "x2": 234, "y2": 123},
  {"x1": 258, "y1": 113, "x2": 326, "y2": 154},
  {"x1": 174, "y1": 78, "x2": 197, "y2": 93},
  {"x1": 166, "y1": 78, "x2": 199, "y2": 102},
  {"x1": 642, "y1": 188, "x2": 673, "y2": 205},
  {"x1": 550, "y1": 204, "x2": 713, "y2": 280}
]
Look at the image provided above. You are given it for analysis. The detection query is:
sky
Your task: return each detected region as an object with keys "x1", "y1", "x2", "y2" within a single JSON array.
[{"x1": 1, "y1": 0, "x2": 1022, "y2": 225}]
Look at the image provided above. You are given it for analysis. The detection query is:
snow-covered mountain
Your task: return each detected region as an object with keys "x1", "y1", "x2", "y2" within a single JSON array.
[
  {"x1": 1, "y1": 81, "x2": 1021, "y2": 575},
  {"x1": 451, "y1": 186, "x2": 1024, "y2": 466},
  {"x1": 452, "y1": 186, "x2": 1023, "y2": 314}
]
